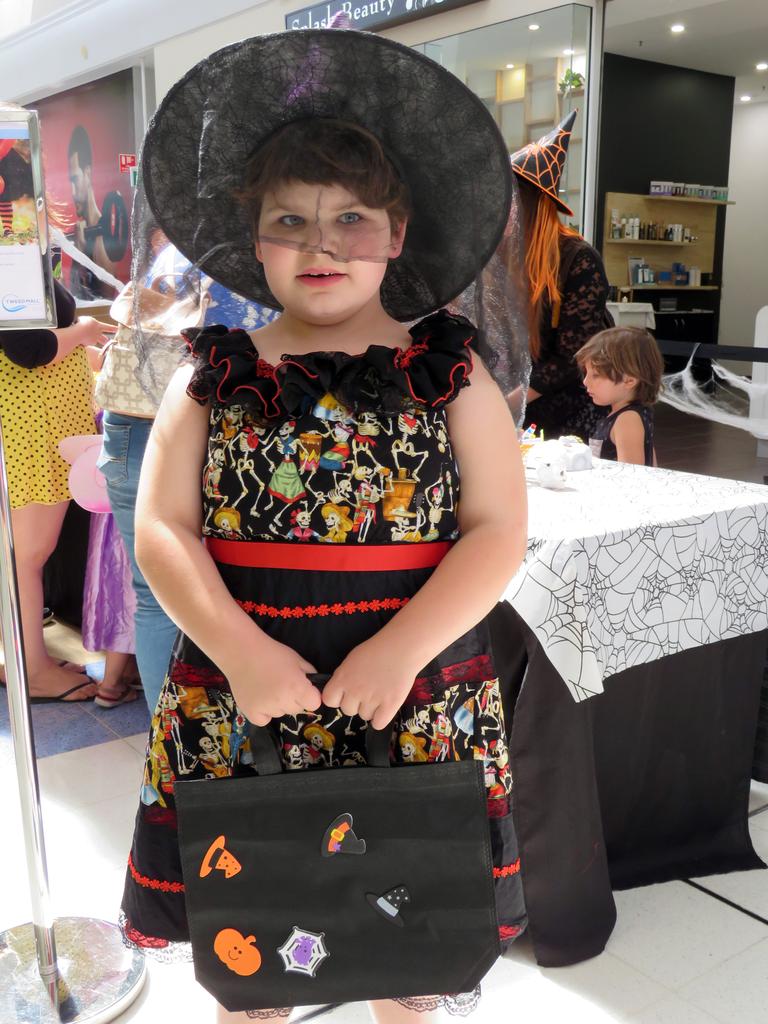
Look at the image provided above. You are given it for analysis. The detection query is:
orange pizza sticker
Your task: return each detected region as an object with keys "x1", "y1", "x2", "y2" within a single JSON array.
[{"x1": 200, "y1": 835, "x2": 242, "y2": 879}]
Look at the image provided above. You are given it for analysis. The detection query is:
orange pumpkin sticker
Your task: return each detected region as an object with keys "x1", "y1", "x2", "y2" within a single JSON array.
[
  {"x1": 200, "y1": 835, "x2": 242, "y2": 879},
  {"x1": 214, "y1": 928, "x2": 262, "y2": 976}
]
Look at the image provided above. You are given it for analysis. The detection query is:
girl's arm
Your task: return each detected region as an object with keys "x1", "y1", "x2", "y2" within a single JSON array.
[
  {"x1": 49, "y1": 316, "x2": 116, "y2": 364},
  {"x1": 324, "y1": 359, "x2": 527, "y2": 728},
  {"x1": 134, "y1": 366, "x2": 320, "y2": 724},
  {"x1": 611, "y1": 410, "x2": 646, "y2": 465}
]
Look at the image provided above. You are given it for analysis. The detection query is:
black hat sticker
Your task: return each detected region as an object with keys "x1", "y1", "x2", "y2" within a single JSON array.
[
  {"x1": 321, "y1": 813, "x2": 367, "y2": 857},
  {"x1": 366, "y1": 885, "x2": 411, "y2": 927}
]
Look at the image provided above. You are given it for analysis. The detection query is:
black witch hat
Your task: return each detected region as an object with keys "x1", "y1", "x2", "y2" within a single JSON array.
[
  {"x1": 139, "y1": 29, "x2": 512, "y2": 321},
  {"x1": 510, "y1": 110, "x2": 577, "y2": 216}
]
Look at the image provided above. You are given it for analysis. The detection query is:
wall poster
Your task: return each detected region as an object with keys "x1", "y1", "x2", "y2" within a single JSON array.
[{"x1": 30, "y1": 69, "x2": 136, "y2": 302}]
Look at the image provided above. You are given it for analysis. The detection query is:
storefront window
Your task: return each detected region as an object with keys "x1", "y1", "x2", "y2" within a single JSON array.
[{"x1": 415, "y1": 4, "x2": 592, "y2": 230}]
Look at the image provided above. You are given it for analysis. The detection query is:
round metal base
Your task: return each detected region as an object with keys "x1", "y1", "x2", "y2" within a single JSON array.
[{"x1": 0, "y1": 916, "x2": 146, "y2": 1023}]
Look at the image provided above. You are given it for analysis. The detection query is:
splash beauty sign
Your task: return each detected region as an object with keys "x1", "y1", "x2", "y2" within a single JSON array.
[{"x1": 286, "y1": 0, "x2": 480, "y2": 32}]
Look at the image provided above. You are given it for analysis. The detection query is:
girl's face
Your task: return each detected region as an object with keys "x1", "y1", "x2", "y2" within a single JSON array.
[
  {"x1": 582, "y1": 360, "x2": 638, "y2": 408},
  {"x1": 255, "y1": 181, "x2": 406, "y2": 325}
]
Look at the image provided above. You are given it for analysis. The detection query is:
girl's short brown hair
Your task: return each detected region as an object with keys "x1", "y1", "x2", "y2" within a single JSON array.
[
  {"x1": 576, "y1": 326, "x2": 664, "y2": 405},
  {"x1": 236, "y1": 118, "x2": 411, "y2": 233}
]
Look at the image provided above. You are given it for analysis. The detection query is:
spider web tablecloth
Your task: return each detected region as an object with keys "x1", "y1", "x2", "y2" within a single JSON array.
[{"x1": 502, "y1": 461, "x2": 768, "y2": 701}]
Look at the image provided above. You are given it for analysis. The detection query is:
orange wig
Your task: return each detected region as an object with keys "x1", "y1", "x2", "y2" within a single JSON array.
[{"x1": 520, "y1": 185, "x2": 580, "y2": 360}]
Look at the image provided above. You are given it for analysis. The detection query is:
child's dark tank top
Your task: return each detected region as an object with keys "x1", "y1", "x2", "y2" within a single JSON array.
[{"x1": 589, "y1": 403, "x2": 655, "y2": 467}]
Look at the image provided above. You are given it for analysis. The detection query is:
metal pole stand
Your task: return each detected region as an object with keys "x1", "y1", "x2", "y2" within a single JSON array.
[{"x1": 0, "y1": 415, "x2": 146, "y2": 1022}]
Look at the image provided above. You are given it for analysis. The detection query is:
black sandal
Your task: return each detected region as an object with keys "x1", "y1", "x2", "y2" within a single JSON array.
[{"x1": 27, "y1": 678, "x2": 96, "y2": 704}]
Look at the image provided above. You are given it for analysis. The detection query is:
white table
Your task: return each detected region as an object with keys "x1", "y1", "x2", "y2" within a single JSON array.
[
  {"x1": 496, "y1": 461, "x2": 768, "y2": 967},
  {"x1": 504, "y1": 460, "x2": 768, "y2": 700}
]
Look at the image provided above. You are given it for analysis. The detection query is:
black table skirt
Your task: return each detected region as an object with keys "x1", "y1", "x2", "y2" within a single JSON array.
[
  {"x1": 753, "y1": 659, "x2": 768, "y2": 783},
  {"x1": 489, "y1": 604, "x2": 767, "y2": 968}
]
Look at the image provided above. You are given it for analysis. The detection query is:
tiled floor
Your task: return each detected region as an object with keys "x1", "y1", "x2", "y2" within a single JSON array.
[{"x1": 2, "y1": 406, "x2": 768, "y2": 1021}]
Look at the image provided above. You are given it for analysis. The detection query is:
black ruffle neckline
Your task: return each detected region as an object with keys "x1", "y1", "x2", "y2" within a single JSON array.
[{"x1": 183, "y1": 309, "x2": 475, "y2": 420}]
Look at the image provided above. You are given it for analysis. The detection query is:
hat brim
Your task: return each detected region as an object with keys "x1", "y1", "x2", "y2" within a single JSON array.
[
  {"x1": 512, "y1": 166, "x2": 575, "y2": 217},
  {"x1": 141, "y1": 30, "x2": 512, "y2": 321}
]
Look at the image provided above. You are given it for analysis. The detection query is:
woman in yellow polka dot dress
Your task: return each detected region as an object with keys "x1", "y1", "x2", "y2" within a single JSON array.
[{"x1": 0, "y1": 279, "x2": 115, "y2": 700}]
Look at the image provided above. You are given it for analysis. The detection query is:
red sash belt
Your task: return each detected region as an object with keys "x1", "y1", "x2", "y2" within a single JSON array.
[{"x1": 204, "y1": 538, "x2": 452, "y2": 572}]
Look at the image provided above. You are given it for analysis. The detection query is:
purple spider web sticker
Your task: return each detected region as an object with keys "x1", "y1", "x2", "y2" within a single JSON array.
[{"x1": 277, "y1": 926, "x2": 330, "y2": 977}]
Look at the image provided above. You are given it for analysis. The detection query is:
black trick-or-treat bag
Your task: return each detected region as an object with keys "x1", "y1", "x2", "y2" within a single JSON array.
[{"x1": 174, "y1": 720, "x2": 500, "y2": 1011}]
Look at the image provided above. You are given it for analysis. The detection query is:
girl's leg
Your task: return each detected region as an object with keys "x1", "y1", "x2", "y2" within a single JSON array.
[
  {"x1": 216, "y1": 1005, "x2": 291, "y2": 1021},
  {"x1": 215, "y1": 1001, "x2": 441, "y2": 1023},
  {"x1": 9, "y1": 502, "x2": 97, "y2": 700},
  {"x1": 368, "y1": 999, "x2": 440, "y2": 1023},
  {"x1": 94, "y1": 650, "x2": 138, "y2": 707}
]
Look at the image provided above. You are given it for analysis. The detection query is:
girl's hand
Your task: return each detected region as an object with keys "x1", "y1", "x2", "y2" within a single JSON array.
[
  {"x1": 221, "y1": 634, "x2": 321, "y2": 727},
  {"x1": 323, "y1": 637, "x2": 421, "y2": 731}
]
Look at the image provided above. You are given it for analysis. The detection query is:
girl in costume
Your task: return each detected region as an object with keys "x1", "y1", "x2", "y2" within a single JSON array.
[
  {"x1": 576, "y1": 326, "x2": 663, "y2": 466},
  {"x1": 513, "y1": 113, "x2": 614, "y2": 440},
  {"x1": 121, "y1": 29, "x2": 527, "y2": 1023}
]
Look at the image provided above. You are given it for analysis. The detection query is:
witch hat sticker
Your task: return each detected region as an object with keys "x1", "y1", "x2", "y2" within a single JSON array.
[
  {"x1": 366, "y1": 885, "x2": 411, "y2": 927},
  {"x1": 321, "y1": 813, "x2": 367, "y2": 857}
]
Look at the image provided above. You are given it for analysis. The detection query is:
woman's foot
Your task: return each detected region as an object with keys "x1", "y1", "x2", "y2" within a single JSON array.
[
  {"x1": 94, "y1": 677, "x2": 139, "y2": 709},
  {"x1": 26, "y1": 662, "x2": 98, "y2": 702},
  {"x1": 58, "y1": 660, "x2": 87, "y2": 673}
]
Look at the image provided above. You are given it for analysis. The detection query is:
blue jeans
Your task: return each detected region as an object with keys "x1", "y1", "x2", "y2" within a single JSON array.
[{"x1": 98, "y1": 412, "x2": 178, "y2": 714}]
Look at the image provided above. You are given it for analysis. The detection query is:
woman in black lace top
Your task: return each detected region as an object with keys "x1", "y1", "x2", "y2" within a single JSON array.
[
  {"x1": 523, "y1": 219, "x2": 613, "y2": 440},
  {"x1": 509, "y1": 114, "x2": 613, "y2": 441}
]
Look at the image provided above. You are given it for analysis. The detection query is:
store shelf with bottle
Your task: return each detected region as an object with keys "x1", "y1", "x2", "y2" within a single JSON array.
[{"x1": 600, "y1": 191, "x2": 730, "y2": 297}]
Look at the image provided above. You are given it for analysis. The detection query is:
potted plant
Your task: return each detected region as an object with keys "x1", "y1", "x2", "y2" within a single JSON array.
[{"x1": 558, "y1": 69, "x2": 585, "y2": 94}]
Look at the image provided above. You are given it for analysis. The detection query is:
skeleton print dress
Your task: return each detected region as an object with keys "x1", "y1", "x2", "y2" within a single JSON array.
[{"x1": 120, "y1": 310, "x2": 526, "y2": 958}]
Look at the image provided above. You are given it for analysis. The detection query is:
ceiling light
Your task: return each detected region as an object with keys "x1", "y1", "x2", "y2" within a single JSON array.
[
  {"x1": 563, "y1": 48, "x2": 575, "y2": 56},
  {"x1": 757, "y1": 62, "x2": 768, "y2": 71},
  {"x1": 528, "y1": 24, "x2": 540, "y2": 31},
  {"x1": 505, "y1": 63, "x2": 515, "y2": 69},
  {"x1": 740, "y1": 94, "x2": 752, "y2": 102},
  {"x1": 670, "y1": 23, "x2": 685, "y2": 33}
]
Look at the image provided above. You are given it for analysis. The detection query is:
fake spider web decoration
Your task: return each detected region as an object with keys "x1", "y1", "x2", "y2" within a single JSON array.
[{"x1": 660, "y1": 356, "x2": 768, "y2": 439}]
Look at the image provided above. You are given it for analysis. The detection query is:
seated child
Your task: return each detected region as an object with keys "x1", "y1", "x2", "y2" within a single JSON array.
[{"x1": 576, "y1": 326, "x2": 663, "y2": 466}]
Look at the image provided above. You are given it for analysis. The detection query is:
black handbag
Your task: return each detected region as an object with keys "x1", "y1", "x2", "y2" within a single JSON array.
[{"x1": 175, "y1": 693, "x2": 500, "y2": 1012}]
